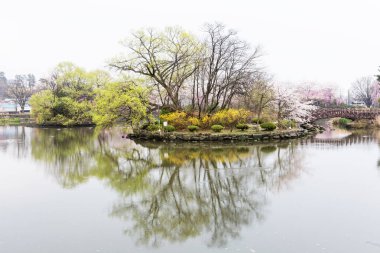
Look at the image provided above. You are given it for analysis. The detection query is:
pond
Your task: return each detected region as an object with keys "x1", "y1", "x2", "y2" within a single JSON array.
[{"x1": 1, "y1": 126, "x2": 380, "y2": 253}]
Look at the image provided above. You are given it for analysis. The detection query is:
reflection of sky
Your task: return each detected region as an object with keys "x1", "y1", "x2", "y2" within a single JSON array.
[
  {"x1": 1, "y1": 127, "x2": 380, "y2": 252},
  {"x1": 314, "y1": 128, "x2": 352, "y2": 140}
]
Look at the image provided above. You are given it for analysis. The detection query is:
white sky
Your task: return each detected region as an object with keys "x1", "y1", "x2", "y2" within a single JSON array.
[{"x1": 0, "y1": 0, "x2": 379, "y2": 90}]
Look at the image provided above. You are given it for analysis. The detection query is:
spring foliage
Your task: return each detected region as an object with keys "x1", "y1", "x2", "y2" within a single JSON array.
[
  {"x1": 211, "y1": 109, "x2": 250, "y2": 131},
  {"x1": 93, "y1": 81, "x2": 150, "y2": 128}
]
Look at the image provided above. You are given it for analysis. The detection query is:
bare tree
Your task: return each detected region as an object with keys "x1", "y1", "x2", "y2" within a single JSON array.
[
  {"x1": 7, "y1": 74, "x2": 35, "y2": 112},
  {"x1": 110, "y1": 27, "x2": 202, "y2": 110},
  {"x1": 191, "y1": 23, "x2": 261, "y2": 115},
  {"x1": 40, "y1": 72, "x2": 60, "y2": 100},
  {"x1": 242, "y1": 73, "x2": 274, "y2": 119},
  {"x1": 351, "y1": 76, "x2": 377, "y2": 107}
]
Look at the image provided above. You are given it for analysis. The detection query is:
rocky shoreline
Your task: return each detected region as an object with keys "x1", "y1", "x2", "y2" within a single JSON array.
[{"x1": 127, "y1": 124, "x2": 325, "y2": 142}]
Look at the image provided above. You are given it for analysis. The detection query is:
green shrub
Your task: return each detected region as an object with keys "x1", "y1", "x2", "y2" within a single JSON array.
[
  {"x1": 337, "y1": 118, "x2": 352, "y2": 126},
  {"x1": 147, "y1": 124, "x2": 160, "y2": 132},
  {"x1": 164, "y1": 125, "x2": 175, "y2": 132},
  {"x1": 211, "y1": 124, "x2": 224, "y2": 132},
  {"x1": 236, "y1": 123, "x2": 249, "y2": 131},
  {"x1": 188, "y1": 125, "x2": 199, "y2": 132},
  {"x1": 278, "y1": 119, "x2": 296, "y2": 129},
  {"x1": 260, "y1": 122, "x2": 276, "y2": 131},
  {"x1": 252, "y1": 118, "x2": 264, "y2": 124}
]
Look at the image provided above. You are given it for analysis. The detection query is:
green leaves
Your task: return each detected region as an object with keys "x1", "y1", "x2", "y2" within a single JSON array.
[
  {"x1": 30, "y1": 62, "x2": 110, "y2": 126},
  {"x1": 93, "y1": 81, "x2": 150, "y2": 128}
]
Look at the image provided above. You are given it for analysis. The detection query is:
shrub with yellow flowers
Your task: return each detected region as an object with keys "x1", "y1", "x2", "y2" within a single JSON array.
[
  {"x1": 211, "y1": 109, "x2": 251, "y2": 131},
  {"x1": 160, "y1": 111, "x2": 188, "y2": 130},
  {"x1": 187, "y1": 116, "x2": 200, "y2": 126}
]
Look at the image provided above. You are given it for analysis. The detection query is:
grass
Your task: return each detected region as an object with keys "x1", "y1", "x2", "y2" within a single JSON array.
[{"x1": 0, "y1": 117, "x2": 24, "y2": 126}]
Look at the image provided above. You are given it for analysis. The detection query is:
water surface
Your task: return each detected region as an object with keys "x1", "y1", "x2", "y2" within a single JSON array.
[{"x1": 1, "y1": 126, "x2": 380, "y2": 253}]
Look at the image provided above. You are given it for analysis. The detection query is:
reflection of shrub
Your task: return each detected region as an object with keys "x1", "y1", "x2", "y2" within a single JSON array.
[
  {"x1": 236, "y1": 147, "x2": 250, "y2": 153},
  {"x1": 260, "y1": 122, "x2": 276, "y2": 131},
  {"x1": 261, "y1": 146, "x2": 277, "y2": 153},
  {"x1": 236, "y1": 123, "x2": 249, "y2": 131},
  {"x1": 164, "y1": 125, "x2": 175, "y2": 132},
  {"x1": 147, "y1": 124, "x2": 160, "y2": 132},
  {"x1": 212, "y1": 148, "x2": 224, "y2": 153},
  {"x1": 160, "y1": 111, "x2": 187, "y2": 129},
  {"x1": 211, "y1": 125, "x2": 224, "y2": 132},
  {"x1": 277, "y1": 142, "x2": 290, "y2": 149},
  {"x1": 188, "y1": 125, "x2": 199, "y2": 132}
]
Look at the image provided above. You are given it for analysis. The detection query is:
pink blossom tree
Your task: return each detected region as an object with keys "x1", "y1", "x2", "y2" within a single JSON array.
[
  {"x1": 273, "y1": 85, "x2": 316, "y2": 123},
  {"x1": 296, "y1": 83, "x2": 343, "y2": 107}
]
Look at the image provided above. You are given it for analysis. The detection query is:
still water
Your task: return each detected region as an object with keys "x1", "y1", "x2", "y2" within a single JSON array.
[{"x1": 1, "y1": 126, "x2": 380, "y2": 253}]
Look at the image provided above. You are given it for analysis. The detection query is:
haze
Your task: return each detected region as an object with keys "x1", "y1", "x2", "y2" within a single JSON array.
[{"x1": 1, "y1": 0, "x2": 379, "y2": 89}]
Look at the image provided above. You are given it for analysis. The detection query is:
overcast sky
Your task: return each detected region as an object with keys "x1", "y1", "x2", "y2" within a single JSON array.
[{"x1": 0, "y1": 0, "x2": 379, "y2": 90}]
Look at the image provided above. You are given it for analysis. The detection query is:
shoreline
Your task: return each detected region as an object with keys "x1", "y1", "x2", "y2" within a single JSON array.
[{"x1": 127, "y1": 125, "x2": 324, "y2": 142}]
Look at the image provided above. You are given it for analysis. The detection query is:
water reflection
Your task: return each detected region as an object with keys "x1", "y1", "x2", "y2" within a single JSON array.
[
  {"x1": 0, "y1": 126, "x2": 28, "y2": 157},
  {"x1": 27, "y1": 128, "x2": 310, "y2": 247},
  {"x1": 0, "y1": 127, "x2": 380, "y2": 252},
  {"x1": 309, "y1": 129, "x2": 378, "y2": 147},
  {"x1": 0, "y1": 127, "x2": 308, "y2": 247}
]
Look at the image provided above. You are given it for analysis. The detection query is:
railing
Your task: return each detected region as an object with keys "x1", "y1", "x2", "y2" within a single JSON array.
[{"x1": 312, "y1": 108, "x2": 380, "y2": 120}]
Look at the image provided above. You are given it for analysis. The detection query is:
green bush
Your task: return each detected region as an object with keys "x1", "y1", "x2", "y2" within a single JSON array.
[
  {"x1": 164, "y1": 125, "x2": 175, "y2": 132},
  {"x1": 337, "y1": 118, "x2": 352, "y2": 126},
  {"x1": 252, "y1": 118, "x2": 264, "y2": 124},
  {"x1": 147, "y1": 124, "x2": 160, "y2": 131},
  {"x1": 188, "y1": 125, "x2": 199, "y2": 132},
  {"x1": 260, "y1": 122, "x2": 277, "y2": 131},
  {"x1": 278, "y1": 119, "x2": 296, "y2": 129},
  {"x1": 236, "y1": 123, "x2": 249, "y2": 131},
  {"x1": 211, "y1": 124, "x2": 224, "y2": 132}
]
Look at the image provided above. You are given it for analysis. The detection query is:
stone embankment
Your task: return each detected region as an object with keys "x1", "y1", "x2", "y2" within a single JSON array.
[{"x1": 127, "y1": 124, "x2": 324, "y2": 142}]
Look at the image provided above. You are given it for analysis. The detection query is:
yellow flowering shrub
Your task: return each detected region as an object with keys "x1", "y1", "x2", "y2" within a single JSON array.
[
  {"x1": 211, "y1": 109, "x2": 251, "y2": 131},
  {"x1": 201, "y1": 115, "x2": 211, "y2": 128},
  {"x1": 187, "y1": 116, "x2": 200, "y2": 126},
  {"x1": 160, "y1": 111, "x2": 188, "y2": 129}
]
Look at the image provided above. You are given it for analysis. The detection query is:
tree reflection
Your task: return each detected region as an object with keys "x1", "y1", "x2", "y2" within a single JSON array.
[
  {"x1": 30, "y1": 127, "x2": 97, "y2": 188},
  {"x1": 28, "y1": 128, "x2": 306, "y2": 247},
  {"x1": 0, "y1": 126, "x2": 28, "y2": 157}
]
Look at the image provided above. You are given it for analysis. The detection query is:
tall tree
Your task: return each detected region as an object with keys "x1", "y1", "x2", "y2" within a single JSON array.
[
  {"x1": 351, "y1": 76, "x2": 378, "y2": 107},
  {"x1": 242, "y1": 73, "x2": 274, "y2": 120},
  {"x1": 191, "y1": 23, "x2": 261, "y2": 115},
  {"x1": 7, "y1": 74, "x2": 35, "y2": 112},
  {"x1": 110, "y1": 27, "x2": 202, "y2": 110},
  {"x1": 93, "y1": 80, "x2": 151, "y2": 128},
  {"x1": 31, "y1": 62, "x2": 112, "y2": 126}
]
